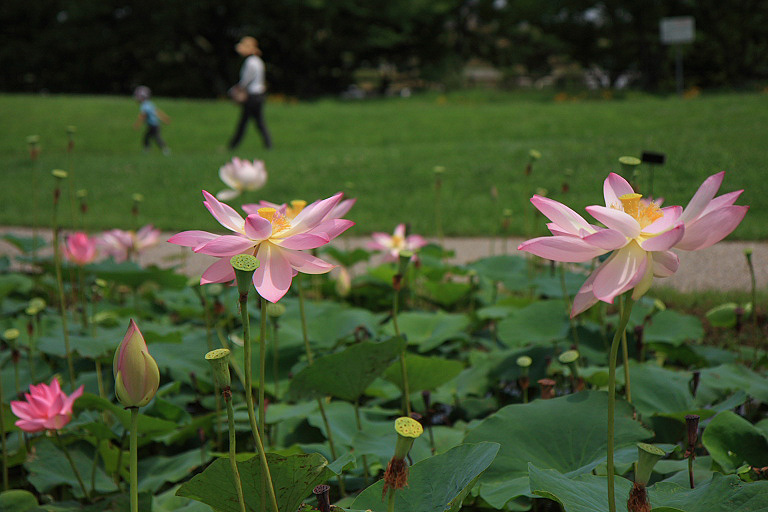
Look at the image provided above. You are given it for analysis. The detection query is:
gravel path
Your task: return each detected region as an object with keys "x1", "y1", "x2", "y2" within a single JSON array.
[{"x1": 1, "y1": 227, "x2": 765, "y2": 293}]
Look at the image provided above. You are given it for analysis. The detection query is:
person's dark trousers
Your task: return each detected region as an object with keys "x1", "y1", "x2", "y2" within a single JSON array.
[
  {"x1": 143, "y1": 125, "x2": 166, "y2": 149},
  {"x1": 229, "y1": 93, "x2": 272, "y2": 149}
]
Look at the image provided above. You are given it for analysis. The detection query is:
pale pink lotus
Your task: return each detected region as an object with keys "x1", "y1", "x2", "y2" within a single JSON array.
[
  {"x1": 63, "y1": 232, "x2": 97, "y2": 265},
  {"x1": 518, "y1": 171, "x2": 747, "y2": 316},
  {"x1": 98, "y1": 225, "x2": 161, "y2": 262},
  {"x1": 168, "y1": 191, "x2": 354, "y2": 302},
  {"x1": 367, "y1": 223, "x2": 428, "y2": 261},
  {"x1": 10, "y1": 379, "x2": 84, "y2": 433},
  {"x1": 217, "y1": 157, "x2": 268, "y2": 201}
]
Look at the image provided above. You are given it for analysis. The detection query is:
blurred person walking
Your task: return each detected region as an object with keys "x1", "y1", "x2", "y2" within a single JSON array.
[
  {"x1": 228, "y1": 37, "x2": 272, "y2": 150},
  {"x1": 133, "y1": 86, "x2": 170, "y2": 155}
]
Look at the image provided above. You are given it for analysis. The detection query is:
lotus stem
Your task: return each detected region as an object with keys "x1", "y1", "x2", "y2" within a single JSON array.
[
  {"x1": 353, "y1": 402, "x2": 371, "y2": 485},
  {"x1": 56, "y1": 429, "x2": 90, "y2": 501},
  {"x1": 129, "y1": 407, "x2": 138, "y2": 512},
  {"x1": 297, "y1": 276, "x2": 345, "y2": 496},
  {"x1": 746, "y1": 250, "x2": 760, "y2": 364},
  {"x1": 0, "y1": 363, "x2": 7, "y2": 490},
  {"x1": 52, "y1": 172, "x2": 76, "y2": 390},
  {"x1": 231, "y1": 256, "x2": 279, "y2": 512},
  {"x1": 621, "y1": 327, "x2": 631, "y2": 403},
  {"x1": 227, "y1": 397, "x2": 247, "y2": 512},
  {"x1": 559, "y1": 264, "x2": 579, "y2": 350},
  {"x1": 607, "y1": 295, "x2": 635, "y2": 512},
  {"x1": 259, "y1": 298, "x2": 267, "y2": 449}
]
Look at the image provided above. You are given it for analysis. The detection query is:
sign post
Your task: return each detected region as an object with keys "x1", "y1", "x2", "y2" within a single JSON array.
[{"x1": 660, "y1": 17, "x2": 695, "y2": 96}]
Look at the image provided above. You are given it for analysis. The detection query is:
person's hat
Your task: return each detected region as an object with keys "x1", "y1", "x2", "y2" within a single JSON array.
[{"x1": 133, "y1": 85, "x2": 151, "y2": 101}]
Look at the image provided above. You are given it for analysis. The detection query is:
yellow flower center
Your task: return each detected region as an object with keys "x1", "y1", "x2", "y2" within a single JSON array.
[
  {"x1": 619, "y1": 193, "x2": 663, "y2": 229},
  {"x1": 391, "y1": 234, "x2": 405, "y2": 249},
  {"x1": 286, "y1": 199, "x2": 307, "y2": 219},
  {"x1": 257, "y1": 207, "x2": 291, "y2": 236}
]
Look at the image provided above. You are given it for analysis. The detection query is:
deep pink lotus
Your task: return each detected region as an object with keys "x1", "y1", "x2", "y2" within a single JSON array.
[
  {"x1": 169, "y1": 191, "x2": 354, "y2": 302},
  {"x1": 518, "y1": 171, "x2": 747, "y2": 316},
  {"x1": 98, "y1": 225, "x2": 161, "y2": 262},
  {"x1": 63, "y1": 232, "x2": 97, "y2": 265},
  {"x1": 367, "y1": 223, "x2": 428, "y2": 261},
  {"x1": 10, "y1": 379, "x2": 84, "y2": 433}
]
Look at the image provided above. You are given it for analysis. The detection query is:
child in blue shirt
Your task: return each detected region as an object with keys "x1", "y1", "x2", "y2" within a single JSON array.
[{"x1": 133, "y1": 86, "x2": 170, "y2": 155}]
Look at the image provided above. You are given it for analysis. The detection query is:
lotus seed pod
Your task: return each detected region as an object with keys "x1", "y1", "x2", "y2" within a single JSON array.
[
  {"x1": 619, "y1": 156, "x2": 641, "y2": 173},
  {"x1": 3, "y1": 328, "x2": 20, "y2": 341},
  {"x1": 52, "y1": 169, "x2": 68, "y2": 179},
  {"x1": 393, "y1": 416, "x2": 423, "y2": 459},
  {"x1": 230, "y1": 254, "x2": 260, "y2": 296},
  {"x1": 266, "y1": 302, "x2": 286, "y2": 318},
  {"x1": 132, "y1": 193, "x2": 144, "y2": 203},
  {"x1": 635, "y1": 443, "x2": 666, "y2": 486},
  {"x1": 516, "y1": 356, "x2": 532, "y2": 368},
  {"x1": 529, "y1": 149, "x2": 542, "y2": 160},
  {"x1": 205, "y1": 348, "x2": 232, "y2": 389}
]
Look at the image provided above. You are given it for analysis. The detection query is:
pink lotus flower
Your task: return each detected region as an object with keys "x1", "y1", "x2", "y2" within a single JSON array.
[
  {"x1": 243, "y1": 196, "x2": 356, "y2": 221},
  {"x1": 63, "y1": 232, "x2": 97, "y2": 265},
  {"x1": 518, "y1": 171, "x2": 747, "y2": 316},
  {"x1": 217, "y1": 157, "x2": 268, "y2": 201},
  {"x1": 367, "y1": 223, "x2": 428, "y2": 261},
  {"x1": 168, "y1": 191, "x2": 354, "y2": 302},
  {"x1": 10, "y1": 379, "x2": 84, "y2": 433},
  {"x1": 98, "y1": 225, "x2": 161, "y2": 262}
]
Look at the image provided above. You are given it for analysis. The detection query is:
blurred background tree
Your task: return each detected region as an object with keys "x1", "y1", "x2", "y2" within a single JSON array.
[{"x1": 1, "y1": 0, "x2": 766, "y2": 97}]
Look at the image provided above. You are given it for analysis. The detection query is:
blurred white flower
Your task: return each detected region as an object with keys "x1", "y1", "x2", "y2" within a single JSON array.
[{"x1": 216, "y1": 157, "x2": 268, "y2": 200}]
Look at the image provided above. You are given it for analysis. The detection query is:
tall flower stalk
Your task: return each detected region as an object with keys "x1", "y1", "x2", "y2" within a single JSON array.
[
  {"x1": 518, "y1": 171, "x2": 747, "y2": 512},
  {"x1": 433, "y1": 166, "x2": 445, "y2": 244},
  {"x1": 392, "y1": 252, "x2": 413, "y2": 415},
  {"x1": 52, "y1": 170, "x2": 76, "y2": 389},
  {"x1": 297, "y1": 276, "x2": 345, "y2": 496},
  {"x1": 230, "y1": 255, "x2": 279, "y2": 512},
  {"x1": 206, "y1": 349, "x2": 246, "y2": 512}
]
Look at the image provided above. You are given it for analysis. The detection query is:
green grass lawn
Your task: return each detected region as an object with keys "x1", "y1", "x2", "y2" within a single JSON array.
[{"x1": 1, "y1": 90, "x2": 766, "y2": 238}]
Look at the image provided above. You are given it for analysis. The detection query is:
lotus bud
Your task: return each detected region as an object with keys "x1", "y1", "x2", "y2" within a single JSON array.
[
  {"x1": 266, "y1": 302, "x2": 286, "y2": 318},
  {"x1": 685, "y1": 414, "x2": 699, "y2": 452},
  {"x1": 113, "y1": 319, "x2": 160, "y2": 408},
  {"x1": 336, "y1": 266, "x2": 352, "y2": 297}
]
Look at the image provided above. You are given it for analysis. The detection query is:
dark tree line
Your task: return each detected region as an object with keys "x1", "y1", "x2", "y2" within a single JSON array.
[{"x1": 1, "y1": 0, "x2": 767, "y2": 98}]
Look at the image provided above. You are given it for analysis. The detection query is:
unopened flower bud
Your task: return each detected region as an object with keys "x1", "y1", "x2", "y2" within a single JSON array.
[{"x1": 113, "y1": 319, "x2": 160, "y2": 408}]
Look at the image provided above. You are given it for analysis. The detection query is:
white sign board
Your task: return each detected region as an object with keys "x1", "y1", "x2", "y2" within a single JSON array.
[{"x1": 660, "y1": 17, "x2": 695, "y2": 45}]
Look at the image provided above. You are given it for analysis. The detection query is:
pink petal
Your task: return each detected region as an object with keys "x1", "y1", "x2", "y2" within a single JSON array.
[
  {"x1": 586, "y1": 205, "x2": 641, "y2": 239},
  {"x1": 547, "y1": 223, "x2": 573, "y2": 237},
  {"x1": 330, "y1": 198, "x2": 356, "y2": 219},
  {"x1": 15, "y1": 419, "x2": 46, "y2": 433},
  {"x1": 281, "y1": 193, "x2": 343, "y2": 237},
  {"x1": 517, "y1": 236, "x2": 608, "y2": 263},
  {"x1": 277, "y1": 233, "x2": 331, "y2": 250},
  {"x1": 679, "y1": 171, "x2": 725, "y2": 224},
  {"x1": 653, "y1": 251, "x2": 679, "y2": 277},
  {"x1": 571, "y1": 269, "x2": 600, "y2": 318},
  {"x1": 202, "y1": 190, "x2": 245, "y2": 234},
  {"x1": 10, "y1": 401, "x2": 34, "y2": 421},
  {"x1": 393, "y1": 224, "x2": 406, "y2": 238},
  {"x1": 700, "y1": 190, "x2": 743, "y2": 216},
  {"x1": 61, "y1": 385, "x2": 85, "y2": 415},
  {"x1": 196, "y1": 235, "x2": 255, "y2": 257},
  {"x1": 306, "y1": 219, "x2": 355, "y2": 240},
  {"x1": 631, "y1": 255, "x2": 656, "y2": 300},
  {"x1": 406, "y1": 235, "x2": 428, "y2": 250},
  {"x1": 675, "y1": 205, "x2": 748, "y2": 251},
  {"x1": 283, "y1": 250, "x2": 336, "y2": 274},
  {"x1": 244, "y1": 214, "x2": 273, "y2": 241},
  {"x1": 603, "y1": 172, "x2": 635, "y2": 208},
  {"x1": 168, "y1": 230, "x2": 218, "y2": 249},
  {"x1": 640, "y1": 224, "x2": 685, "y2": 251},
  {"x1": 252, "y1": 244, "x2": 293, "y2": 303},
  {"x1": 216, "y1": 189, "x2": 241, "y2": 201},
  {"x1": 200, "y1": 258, "x2": 236, "y2": 285},
  {"x1": 531, "y1": 195, "x2": 593, "y2": 236},
  {"x1": 43, "y1": 414, "x2": 72, "y2": 430},
  {"x1": 592, "y1": 244, "x2": 648, "y2": 303},
  {"x1": 642, "y1": 206, "x2": 683, "y2": 235},
  {"x1": 582, "y1": 229, "x2": 628, "y2": 251},
  {"x1": 241, "y1": 203, "x2": 260, "y2": 216}
]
